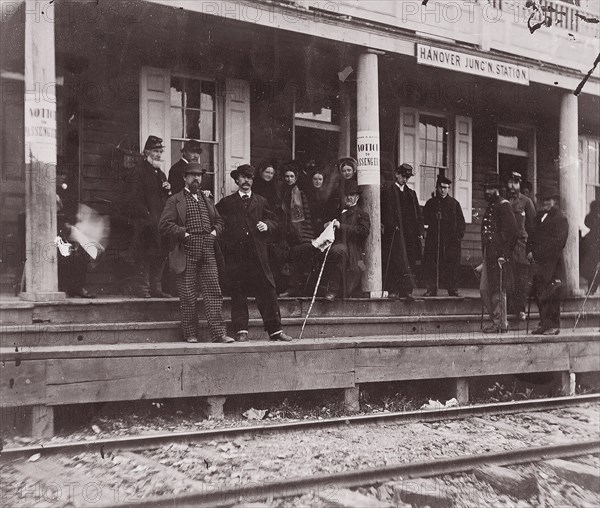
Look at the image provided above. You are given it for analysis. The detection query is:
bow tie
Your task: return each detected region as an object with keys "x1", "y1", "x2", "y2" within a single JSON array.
[{"x1": 242, "y1": 195, "x2": 250, "y2": 200}]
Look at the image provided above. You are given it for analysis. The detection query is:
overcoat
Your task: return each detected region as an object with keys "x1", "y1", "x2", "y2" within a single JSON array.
[
  {"x1": 158, "y1": 190, "x2": 224, "y2": 274},
  {"x1": 423, "y1": 194, "x2": 465, "y2": 263},
  {"x1": 216, "y1": 192, "x2": 279, "y2": 287},
  {"x1": 527, "y1": 206, "x2": 568, "y2": 287},
  {"x1": 481, "y1": 196, "x2": 518, "y2": 292},
  {"x1": 335, "y1": 204, "x2": 371, "y2": 274},
  {"x1": 133, "y1": 160, "x2": 170, "y2": 256}
]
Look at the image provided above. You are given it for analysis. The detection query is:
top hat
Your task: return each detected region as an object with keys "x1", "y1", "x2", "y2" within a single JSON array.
[
  {"x1": 436, "y1": 175, "x2": 452, "y2": 186},
  {"x1": 143, "y1": 135, "x2": 164, "y2": 151},
  {"x1": 537, "y1": 185, "x2": 560, "y2": 200},
  {"x1": 483, "y1": 171, "x2": 500, "y2": 188},
  {"x1": 396, "y1": 163, "x2": 415, "y2": 177},
  {"x1": 182, "y1": 139, "x2": 203, "y2": 154},
  {"x1": 338, "y1": 157, "x2": 357, "y2": 173},
  {"x1": 343, "y1": 180, "x2": 361, "y2": 196},
  {"x1": 507, "y1": 171, "x2": 522, "y2": 183},
  {"x1": 184, "y1": 162, "x2": 205, "y2": 175},
  {"x1": 230, "y1": 164, "x2": 255, "y2": 181}
]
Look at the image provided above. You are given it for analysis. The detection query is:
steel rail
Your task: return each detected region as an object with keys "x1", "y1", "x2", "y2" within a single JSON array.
[
  {"x1": 109, "y1": 439, "x2": 600, "y2": 508},
  {"x1": 1, "y1": 394, "x2": 598, "y2": 461}
]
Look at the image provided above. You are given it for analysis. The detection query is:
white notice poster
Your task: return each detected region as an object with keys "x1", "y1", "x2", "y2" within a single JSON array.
[{"x1": 357, "y1": 131, "x2": 380, "y2": 186}]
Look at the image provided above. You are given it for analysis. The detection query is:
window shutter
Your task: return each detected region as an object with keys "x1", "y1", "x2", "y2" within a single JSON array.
[
  {"x1": 398, "y1": 107, "x2": 420, "y2": 199},
  {"x1": 140, "y1": 66, "x2": 171, "y2": 175},
  {"x1": 223, "y1": 78, "x2": 251, "y2": 197},
  {"x1": 454, "y1": 115, "x2": 473, "y2": 224}
]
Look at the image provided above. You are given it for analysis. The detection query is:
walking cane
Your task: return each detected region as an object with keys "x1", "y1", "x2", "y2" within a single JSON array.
[
  {"x1": 526, "y1": 279, "x2": 533, "y2": 334},
  {"x1": 299, "y1": 243, "x2": 332, "y2": 340},
  {"x1": 498, "y1": 257, "x2": 507, "y2": 329},
  {"x1": 573, "y1": 262, "x2": 600, "y2": 331},
  {"x1": 383, "y1": 227, "x2": 398, "y2": 294}
]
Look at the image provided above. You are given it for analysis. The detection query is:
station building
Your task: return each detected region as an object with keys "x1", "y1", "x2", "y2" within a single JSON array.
[{"x1": 1, "y1": 0, "x2": 599, "y2": 300}]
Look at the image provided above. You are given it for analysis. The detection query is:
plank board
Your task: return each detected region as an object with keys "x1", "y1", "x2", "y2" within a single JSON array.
[
  {"x1": 0, "y1": 359, "x2": 47, "y2": 405},
  {"x1": 569, "y1": 341, "x2": 600, "y2": 373},
  {"x1": 356, "y1": 343, "x2": 570, "y2": 383},
  {"x1": 46, "y1": 350, "x2": 356, "y2": 404}
]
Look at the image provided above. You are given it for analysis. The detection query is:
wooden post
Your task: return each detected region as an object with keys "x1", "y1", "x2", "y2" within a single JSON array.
[
  {"x1": 453, "y1": 378, "x2": 469, "y2": 404},
  {"x1": 205, "y1": 396, "x2": 226, "y2": 419},
  {"x1": 558, "y1": 371, "x2": 576, "y2": 396},
  {"x1": 558, "y1": 93, "x2": 581, "y2": 295},
  {"x1": 344, "y1": 386, "x2": 360, "y2": 413},
  {"x1": 20, "y1": 0, "x2": 64, "y2": 301},
  {"x1": 356, "y1": 50, "x2": 383, "y2": 297}
]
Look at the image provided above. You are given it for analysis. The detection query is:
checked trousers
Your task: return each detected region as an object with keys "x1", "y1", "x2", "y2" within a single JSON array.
[{"x1": 177, "y1": 235, "x2": 226, "y2": 342}]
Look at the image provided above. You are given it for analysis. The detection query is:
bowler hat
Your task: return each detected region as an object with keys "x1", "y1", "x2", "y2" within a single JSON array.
[
  {"x1": 230, "y1": 164, "x2": 255, "y2": 181},
  {"x1": 182, "y1": 139, "x2": 203, "y2": 154},
  {"x1": 144, "y1": 135, "x2": 164, "y2": 151},
  {"x1": 184, "y1": 162, "x2": 205, "y2": 175},
  {"x1": 396, "y1": 163, "x2": 415, "y2": 177},
  {"x1": 508, "y1": 171, "x2": 522, "y2": 183},
  {"x1": 437, "y1": 175, "x2": 452, "y2": 185},
  {"x1": 537, "y1": 185, "x2": 560, "y2": 200},
  {"x1": 344, "y1": 180, "x2": 361, "y2": 196},
  {"x1": 483, "y1": 171, "x2": 500, "y2": 188}
]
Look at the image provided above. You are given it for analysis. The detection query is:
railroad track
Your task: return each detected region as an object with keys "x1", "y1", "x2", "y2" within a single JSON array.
[
  {"x1": 111, "y1": 439, "x2": 600, "y2": 508},
  {"x1": 3, "y1": 394, "x2": 598, "y2": 507},
  {"x1": 2, "y1": 394, "x2": 598, "y2": 461}
]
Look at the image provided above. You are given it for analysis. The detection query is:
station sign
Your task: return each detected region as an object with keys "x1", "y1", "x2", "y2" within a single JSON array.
[{"x1": 416, "y1": 44, "x2": 530, "y2": 85}]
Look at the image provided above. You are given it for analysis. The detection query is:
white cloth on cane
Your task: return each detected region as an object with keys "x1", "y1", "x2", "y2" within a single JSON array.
[{"x1": 312, "y1": 222, "x2": 336, "y2": 252}]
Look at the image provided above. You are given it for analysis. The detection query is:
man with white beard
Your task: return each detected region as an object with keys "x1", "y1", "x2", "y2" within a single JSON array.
[{"x1": 132, "y1": 135, "x2": 173, "y2": 298}]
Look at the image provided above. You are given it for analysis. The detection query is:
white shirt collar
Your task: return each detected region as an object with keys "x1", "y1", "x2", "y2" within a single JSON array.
[
  {"x1": 395, "y1": 182, "x2": 405, "y2": 191},
  {"x1": 181, "y1": 156, "x2": 190, "y2": 164},
  {"x1": 184, "y1": 187, "x2": 198, "y2": 201},
  {"x1": 238, "y1": 190, "x2": 252, "y2": 199}
]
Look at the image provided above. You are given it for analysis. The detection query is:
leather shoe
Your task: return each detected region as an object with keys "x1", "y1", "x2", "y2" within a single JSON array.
[
  {"x1": 213, "y1": 335, "x2": 235, "y2": 343},
  {"x1": 542, "y1": 328, "x2": 560, "y2": 335},
  {"x1": 78, "y1": 288, "x2": 96, "y2": 298},
  {"x1": 236, "y1": 331, "x2": 248, "y2": 342},
  {"x1": 185, "y1": 337, "x2": 199, "y2": 343},
  {"x1": 269, "y1": 332, "x2": 293, "y2": 342},
  {"x1": 423, "y1": 290, "x2": 437, "y2": 297},
  {"x1": 482, "y1": 324, "x2": 507, "y2": 333},
  {"x1": 448, "y1": 290, "x2": 459, "y2": 297},
  {"x1": 531, "y1": 326, "x2": 547, "y2": 335}
]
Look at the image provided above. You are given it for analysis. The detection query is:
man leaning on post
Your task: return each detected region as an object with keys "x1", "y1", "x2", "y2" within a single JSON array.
[{"x1": 159, "y1": 163, "x2": 234, "y2": 344}]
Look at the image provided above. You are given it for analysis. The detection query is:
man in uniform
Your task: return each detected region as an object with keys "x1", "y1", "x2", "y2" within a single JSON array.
[
  {"x1": 506, "y1": 171, "x2": 536, "y2": 320},
  {"x1": 323, "y1": 181, "x2": 371, "y2": 300},
  {"x1": 168, "y1": 139, "x2": 204, "y2": 195},
  {"x1": 423, "y1": 175, "x2": 466, "y2": 297},
  {"x1": 132, "y1": 135, "x2": 172, "y2": 298},
  {"x1": 216, "y1": 164, "x2": 292, "y2": 342},
  {"x1": 479, "y1": 172, "x2": 518, "y2": 333},
  {"x1": 381, "y1": 163, "x2": 424, "y2": 299},
  {"x1": 527, "y1": 186, "x2": 569, "y2": 335},
  {"x1": 159, "y1": 163, "x2": 234, "y2": 344}
]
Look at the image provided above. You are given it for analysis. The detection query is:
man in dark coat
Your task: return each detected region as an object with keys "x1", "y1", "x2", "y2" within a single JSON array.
[
  {"x1": 168, "y1": 139, "x2": 203, "y2": 195},
  {"x1": 132, "y1": 135, "x2": 172, "y2": 298},
  {"x1": 527, "y1": 186, "x2": 569, "y2": 335},
  {"x1": 381, "y1": 163, "x2": 424, "y2": 299},
  {"x1": 479, "y1": 172, "x2": 518, "y2": 333},
  {"x1": 423, "y1": 175, "x2": 466, "y2": 297},
  {"x1": 506, "y1": 171, "x2": 537, "y2": 319},
  {"x1": 159, "y1": 163, "x2": 234, "y2": 344},
  {"x1": 323, "y1": 180, "x2": 371, "y2": 300},
  {"x1": 216, "y1": 164, "x2": 292, "y2": 342}
]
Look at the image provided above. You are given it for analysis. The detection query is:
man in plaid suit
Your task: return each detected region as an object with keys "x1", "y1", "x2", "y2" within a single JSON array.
[{"x1": 159, "y1": 163, "x2": 234, "y2": 344}]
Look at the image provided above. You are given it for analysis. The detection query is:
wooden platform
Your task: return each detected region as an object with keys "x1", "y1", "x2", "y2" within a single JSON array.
[{"x1": 1, "y1": 294, "x2": 598, "y2": 437}]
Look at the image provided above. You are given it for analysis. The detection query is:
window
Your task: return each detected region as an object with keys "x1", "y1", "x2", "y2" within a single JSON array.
[
  {"x1": 418, "y1": 114, "x2": 448, "y2": 202},
  {"x1": 579, "y1": 136, "x2": 600, "y2": 231},
  {"x1": 170, "y1": 76, "x2": 218, "y2": 192}
]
